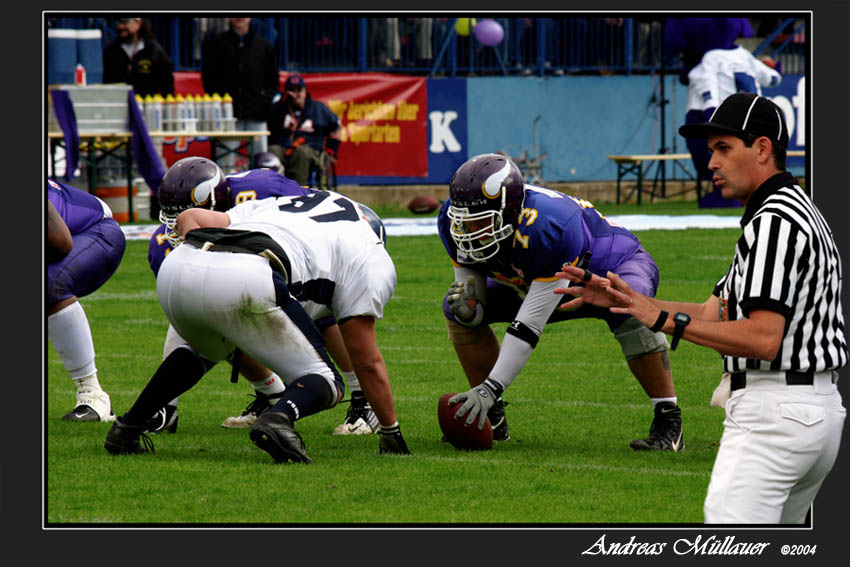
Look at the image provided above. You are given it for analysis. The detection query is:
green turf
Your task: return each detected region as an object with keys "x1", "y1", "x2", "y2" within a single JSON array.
[{"x1": 47, "y1": 224, "x2": 742, "y2": 525}]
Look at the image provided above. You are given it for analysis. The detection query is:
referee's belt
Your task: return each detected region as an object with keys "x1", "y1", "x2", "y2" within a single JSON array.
[
  {"x1": 730, "y1": 370, "x2": 837, "y2": 391},
  {"x1": 183, "y1": 228, "x2": 291, "y2": 282}
]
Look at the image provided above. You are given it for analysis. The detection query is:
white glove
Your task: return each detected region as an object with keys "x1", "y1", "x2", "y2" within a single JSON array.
[
  {"x1": 447, "y1": 275, "x2": 484, "y2": 327},
  {"x1": 449, "y1": 379, "x2": 502, "y2": 430}
]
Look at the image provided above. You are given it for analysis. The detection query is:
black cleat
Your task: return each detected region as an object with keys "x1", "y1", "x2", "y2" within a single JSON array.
[
  {"x1": 104, "y1": 418, "x2": 155, "y2": 455},
  {"x1": 630, "y1": 401, "x2": 684, "y2": 452},
  {"x1": 62, "y1": 405, "x2": 102, "y2": 422},
  {"x1": 144, "y1": 404, "x2": 179, "y2": 434},
  {"x1": 488, "y1": 398, "x2": 510, "y2": 441},
  {"x1": 250, "y1": 412, "x2": 312, "y2": 464}
]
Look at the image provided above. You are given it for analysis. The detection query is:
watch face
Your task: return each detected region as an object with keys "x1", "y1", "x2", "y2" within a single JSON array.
[{"x1": 674, "y1": 312, "x2": 690, "y2": 325}]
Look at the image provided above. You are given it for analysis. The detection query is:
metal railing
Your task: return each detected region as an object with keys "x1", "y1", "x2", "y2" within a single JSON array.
[{"x1": 46, "y1": 16, "x2": 806, "y2": 77}]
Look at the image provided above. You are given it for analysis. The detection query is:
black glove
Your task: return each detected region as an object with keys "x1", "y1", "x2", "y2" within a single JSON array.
[{"x1": 379, "y1": 422, "x2": 411, "y2": 455}]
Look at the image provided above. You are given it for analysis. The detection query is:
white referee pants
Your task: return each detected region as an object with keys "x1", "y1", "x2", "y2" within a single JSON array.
[
  {"x1": 704, "y1": 372, "x2": 845, "y2": 524},
  {"x1": 156, "y1": 244, "x2": 337, "y2": 392}
]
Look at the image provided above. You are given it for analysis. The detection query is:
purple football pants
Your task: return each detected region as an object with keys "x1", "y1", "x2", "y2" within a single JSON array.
[{"x1": 47, "y1": 218, "x2": 126, "y2": 307}]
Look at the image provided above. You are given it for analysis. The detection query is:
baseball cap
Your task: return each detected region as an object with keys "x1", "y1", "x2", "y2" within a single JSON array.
[
  {"x1": 285, "y1": 75, "x2": 306, "y2": 92},
  {"x1": 679, "y1": 92, "x2": 789, "y2": 148},
  {"x1": 117, "y1": 17, "x2": 142, "y2": 23}
]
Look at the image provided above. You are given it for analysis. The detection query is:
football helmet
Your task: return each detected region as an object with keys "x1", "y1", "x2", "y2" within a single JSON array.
[
  {"x1": 357, "y1": 202, "x2": 387, "y2": 245},
  {"x1": 447, "y1": 153, "x2": 524, "y2": 262},
  {"x1": 254, "y1": 151, "x2": 284, "y2": 174},
  {"x1": 158, "y1": 157, "x2": 228, "y2": 246}
]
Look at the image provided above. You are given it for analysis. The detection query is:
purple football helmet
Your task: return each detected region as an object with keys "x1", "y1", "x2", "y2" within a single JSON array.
[
  {"x1": 158, "y1": 157, "x2": 228, "y2": 246},
  {"x1": 447, "y1": 153, "x2": 524, "y2": 261}
]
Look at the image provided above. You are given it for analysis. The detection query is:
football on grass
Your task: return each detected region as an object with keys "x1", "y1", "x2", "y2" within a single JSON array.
[
  {"x1": 408, "y1": 194, "x2": 440, "y2": 214},
  {"x1": 438, "y1": 393, "x2": 493, "y2": 451}
]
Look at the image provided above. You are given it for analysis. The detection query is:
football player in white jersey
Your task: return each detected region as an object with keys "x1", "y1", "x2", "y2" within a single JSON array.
[{"x1": 105, "y1": 190, "x2": 409, "y2": 462}]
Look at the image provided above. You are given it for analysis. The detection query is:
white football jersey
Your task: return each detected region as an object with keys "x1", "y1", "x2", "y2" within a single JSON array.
[
  {"x1": 686, "y1": 46, "x2": 782, "y2": 112},
  {"x1": 225, "y1": 191, "x2": 396, "y2": 322}
]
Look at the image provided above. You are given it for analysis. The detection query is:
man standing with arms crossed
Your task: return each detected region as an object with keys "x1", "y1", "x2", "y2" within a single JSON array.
[{"x1": 558, "y1": 92, "x2": 846, "y2": 523}]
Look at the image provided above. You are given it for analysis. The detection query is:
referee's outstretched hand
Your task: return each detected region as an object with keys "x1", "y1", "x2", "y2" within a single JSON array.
[{"x1": 555, "y1": 266, "x2": 615, "y2": 309}]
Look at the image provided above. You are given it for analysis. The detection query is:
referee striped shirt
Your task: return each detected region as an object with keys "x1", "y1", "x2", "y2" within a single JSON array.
[{"x1": 714, "y1": 172, "x2": 848, "y2": 373}]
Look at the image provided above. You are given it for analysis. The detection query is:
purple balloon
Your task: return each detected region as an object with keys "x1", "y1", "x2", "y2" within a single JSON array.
[{"x1": 473, "y1": 19, "x2": 504, "y2": 47}]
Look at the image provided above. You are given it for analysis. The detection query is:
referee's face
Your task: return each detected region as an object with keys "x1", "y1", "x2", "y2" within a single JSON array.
[{"x1": 707, "y1": 135, "x2": 759, "y2": 204}]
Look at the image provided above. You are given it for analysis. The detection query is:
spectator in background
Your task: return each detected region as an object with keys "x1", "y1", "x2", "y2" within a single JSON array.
[
  {"x1": 202, "y1": 17, "x2": 279, "y2": 165},
  {"x1": 664, "y1": 17, "x2": 778, "y2": 208},
  {"x1": 685, "y1": 45, "x2": 782, "y2": 208},
  {"x1": 103, "y1": 17, "x2": 174, "y2": 96},
  {"x1": 267, "y1": 74, "x2": 343, "y2": 187}
]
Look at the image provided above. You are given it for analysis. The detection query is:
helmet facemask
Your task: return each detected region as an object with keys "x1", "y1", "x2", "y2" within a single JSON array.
[{"x1": 447, "y1": 190, "x2": 513, "y2": 262}]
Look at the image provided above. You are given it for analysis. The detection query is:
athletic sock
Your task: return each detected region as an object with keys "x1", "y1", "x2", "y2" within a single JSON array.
[
  {"x1": 48, "y1": 301, "x2": 96, "y2": 379},
  {"x1": 269, "y1": 373, "x2": 334, "y2": 423},
  {"x1": 121, "y1": 346, "x2": 209, "y2": 426},
  {"x1": 651, "y1": 397, "x2": 678, "y2": 408},
  {"x1": 252, "y1": 372, "x2": 286, "y2": 397},
  {"x1": 342, "y1": 370, "x2": 360, "y2": 394}
]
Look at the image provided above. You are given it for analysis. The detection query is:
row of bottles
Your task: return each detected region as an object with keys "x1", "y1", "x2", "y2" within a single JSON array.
[{"x1": 136, "y1": 92, "x2": 235, "y2": 133}]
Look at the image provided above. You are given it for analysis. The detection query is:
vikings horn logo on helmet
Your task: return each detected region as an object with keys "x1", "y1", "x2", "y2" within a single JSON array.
[
  {"x1": 482, "y1": 161, "x2": 512, "y2": 200},
  {"x1": 190, "y1": 169, "x2": 223, "y2": 208}
]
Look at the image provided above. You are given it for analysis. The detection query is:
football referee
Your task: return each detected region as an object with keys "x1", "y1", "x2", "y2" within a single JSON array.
[{"x1": 555, "y1": 92, "x2": 846, "y2": 524}]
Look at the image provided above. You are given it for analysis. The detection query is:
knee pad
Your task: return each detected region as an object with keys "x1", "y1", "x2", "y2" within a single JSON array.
[
  {"x1": 446, "y1": 317, "x2": 492, "y2": 346},
  {"x1": 613, "y1": 316, "x2": 669, "y2": 360}
]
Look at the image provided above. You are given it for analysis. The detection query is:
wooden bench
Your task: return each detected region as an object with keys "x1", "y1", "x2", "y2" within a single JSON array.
[{"x1": 609, "y1": 150, "x2": 806, "y2": 205}]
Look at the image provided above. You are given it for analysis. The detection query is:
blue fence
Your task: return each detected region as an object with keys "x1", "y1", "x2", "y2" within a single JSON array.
[{"x1": 46, "y1": 16, "x2": 806, "y2": 77}]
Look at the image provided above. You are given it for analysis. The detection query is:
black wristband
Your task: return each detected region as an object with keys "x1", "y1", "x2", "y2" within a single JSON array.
[{"x1": 648, "y1": 310, "x2": 669, "y2": 333}]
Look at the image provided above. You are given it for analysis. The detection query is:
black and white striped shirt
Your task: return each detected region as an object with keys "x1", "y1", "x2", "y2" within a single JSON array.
[{"x1": 714, "y1": 172, "x2": 848, "y2": 373}]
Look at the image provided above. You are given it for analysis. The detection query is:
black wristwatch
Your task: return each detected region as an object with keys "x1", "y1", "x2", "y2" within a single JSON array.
[{"x1": 671, "y1": 312, "x2": 691, "y2": 351}]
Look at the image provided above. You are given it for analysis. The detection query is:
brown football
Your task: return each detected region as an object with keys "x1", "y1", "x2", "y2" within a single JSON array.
[
  {"x1": 438, "y1": 393, "x2": 493, "y2": 451},
  {"x1": 408, "y1": 194, "x2": 440, "y2": 214}
]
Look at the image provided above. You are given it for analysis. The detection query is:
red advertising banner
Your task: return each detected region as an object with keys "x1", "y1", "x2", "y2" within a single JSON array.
[
  {"x1": 168, "y1": 72, "x2": 428, "y2": 177},
  {"x1": 284, "y1": 73, "x2": 428, "y2": 177}
]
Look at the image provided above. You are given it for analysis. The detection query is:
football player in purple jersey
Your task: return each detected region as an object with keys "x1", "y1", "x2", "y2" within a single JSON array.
[
  {"x1": 144, "y1": 157, "x2": 379, "y2": 436},
  {"x1": 437, "y1": 154, "x2": 684, "y2": 451},
  {"x1": 47, "y1": 178, "x2": 127, "y2": 422}
]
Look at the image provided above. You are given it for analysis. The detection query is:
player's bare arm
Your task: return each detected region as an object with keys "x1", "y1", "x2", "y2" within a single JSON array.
[
  {"x1": 338, "y1": 315, "x2": 398, "y2": 426},
  {"x1": 176, "y1": 207, "x2": 231, "y2": 235},
  {"x1": 47, "y1": 201, "x2": 73, "y2": 262}
]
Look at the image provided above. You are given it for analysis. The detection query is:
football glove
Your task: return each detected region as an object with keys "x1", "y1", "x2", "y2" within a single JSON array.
[
  {"x1": 447, "y1": 276, "x2": 484, "y2": 326},
  {"x1": 449, "y1": 378, "x2": 503, "y2": 430},
  {"x1": 378, "y1": 422, "x2": 411, "y2": 455}
]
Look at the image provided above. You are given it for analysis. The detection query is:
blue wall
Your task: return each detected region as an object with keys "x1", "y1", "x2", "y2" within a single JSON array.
[{"x1": 467, "y1": 74, "x2": 805, "y2": 182}]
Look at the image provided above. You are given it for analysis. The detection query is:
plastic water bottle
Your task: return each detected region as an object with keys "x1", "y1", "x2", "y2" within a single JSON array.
[
  {"x1": 151, "y1": 94, "x2": 164, "y2": 132},
  {"x1": 201, "y1": 93, "x2": 213, "y2": 131},
  {"x1": 174, "y1": 94, "x2": 186, "y2": 131},
  {"x1": 211, "y1": 93, "x2": 223, "y2": 131},
  {"x1": 144, "y1": 94, "x2": 155, "y2": 129},
  {"x1": 164, "y1": 94, "x2": 176, "y2": 131},
  {"x1": 222, "y1": 93, "x2": 234, "y2": 131},
  {"x1": 184, "y1": 94, "x2": 197, "y2": 131}
]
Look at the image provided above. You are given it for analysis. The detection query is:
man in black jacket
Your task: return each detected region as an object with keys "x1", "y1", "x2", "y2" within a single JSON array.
[
  {"x1": 202, "y1": 17, "x2": 278, "y2": 164},
  {"x1": 103, "y1": 17, "x2": 174, "y2": 97}
]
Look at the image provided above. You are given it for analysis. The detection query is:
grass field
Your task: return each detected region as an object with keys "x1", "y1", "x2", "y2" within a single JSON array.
[{"x1": 46, "y1": 217, "x2": 743, "y2": 525}]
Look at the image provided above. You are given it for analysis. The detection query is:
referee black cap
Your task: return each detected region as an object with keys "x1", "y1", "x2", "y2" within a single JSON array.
[{"x1": 679, "y1": 92, "x2": 789, "y2": 148}]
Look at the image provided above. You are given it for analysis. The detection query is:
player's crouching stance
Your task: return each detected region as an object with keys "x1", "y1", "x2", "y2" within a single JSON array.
[
  {"x1": 105, "y1": 190, "x2": 410, "y2": 462},
  {"x1": 439, "y1": 154, "x2": 683, "y2": 451}
]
